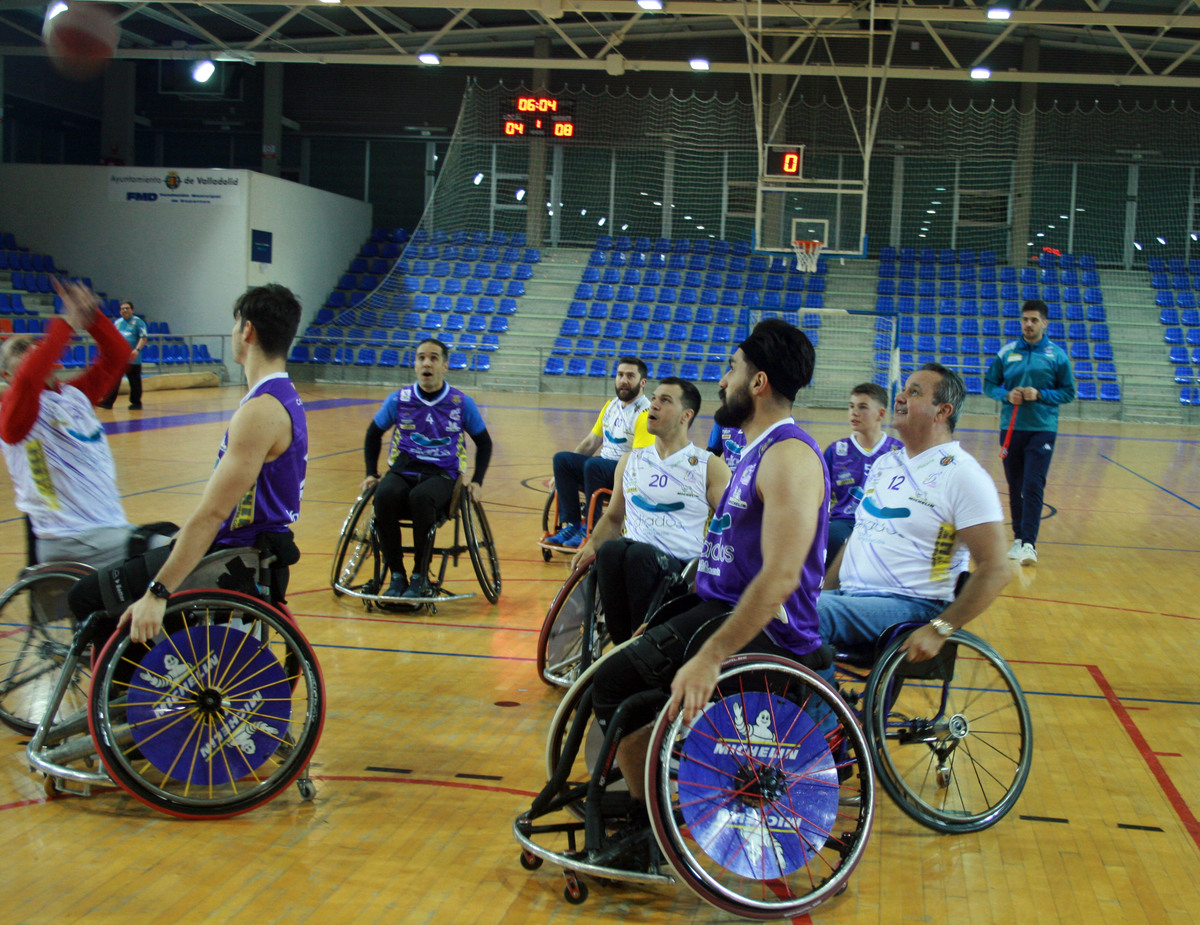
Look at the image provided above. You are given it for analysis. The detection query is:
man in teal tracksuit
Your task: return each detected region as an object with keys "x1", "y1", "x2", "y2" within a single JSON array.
[{"x1": 984, "y1": 299, "x2": 1076, "y2": 566}]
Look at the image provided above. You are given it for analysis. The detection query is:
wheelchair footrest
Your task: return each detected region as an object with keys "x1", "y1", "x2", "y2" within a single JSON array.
[{"x1": 512, "y1": 816, "x2": 676, "y2": 889}]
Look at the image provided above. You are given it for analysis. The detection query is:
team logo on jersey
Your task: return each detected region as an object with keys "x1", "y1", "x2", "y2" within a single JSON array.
[
  {"x1": 835, "y1": 441, "x2": 848, "y2": 456},
  {"x1": 739, "y1": 463, "x2": 758, "y2": 485},
  {"x1": 411, "y1": 433, "x2": 451, "y2": 448},
  {"x1": 940, "y1": 455, "x2": 954, "y2": 466},
  {"x1": 708, "y1": 512, "x2": 733, "y2": 535},
  {"x1": 401, "y1": 389, "x2": 412, "y2": 401},
  {"x1": 861, "y1": 496, "x2": 910, "y2": 519},
  {"x1": 629, "y1": 495, "x2": 685, "y2": 514},
  {"x1": 727, "y1": 487, "x2": 748, "y2": 509},
  {"x1": 688, "y1": 455, "x2": 699, "y2": 466},
  {"x1": 452, "y1": 394, "x2": 462, "y2": 404},
  {"x1": 450, "y1": 409, "x2": 461, "y2": 421}
]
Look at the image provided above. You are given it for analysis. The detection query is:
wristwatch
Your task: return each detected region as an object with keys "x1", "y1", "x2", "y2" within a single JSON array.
[
  {"x1": 147, "y1": 580, "x2": 171, "y2": 601},
  {"x1": 929, "y1": 617, "x2": 955, "y2": 637}
]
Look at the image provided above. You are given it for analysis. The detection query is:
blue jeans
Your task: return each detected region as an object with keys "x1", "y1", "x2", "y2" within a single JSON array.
[
  {"x1": 552, "y1": 452, "x2": 617, "y2": 526},
  {"x1": 817, "y1": 589, "x2": 945, "y2": 662}
]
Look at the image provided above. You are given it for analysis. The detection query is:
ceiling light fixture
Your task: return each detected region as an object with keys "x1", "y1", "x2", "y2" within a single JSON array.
[
  {"x1": 689, "y1": 57, "x2": 710, "y2": 71},
  {"x1": 418, "y1": 52, "x2": 441, "y2": 65},
  {"x1": 192, "y1": 59, "x2": 215, "y2": 83},
  {"x1": 970, "y1": 67, "x2": 991, "y2": 80},
  {"x1": 637, "y1": 0, "x2": 664, "y2": 10},
  {"x1": 987, "y1": 7, "x2": 1012, "y2": 20}
]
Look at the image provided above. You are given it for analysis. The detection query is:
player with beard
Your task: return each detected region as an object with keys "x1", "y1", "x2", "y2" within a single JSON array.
[
  {"x1": 587, "y1": 319, "x2": 831, "y2": 845},
  {"x1": 544, "y1": 357, "x2": 652, "y2": 550},
  {"x1": 570, "y1": 377, "x2": 731, "y2": 644}
]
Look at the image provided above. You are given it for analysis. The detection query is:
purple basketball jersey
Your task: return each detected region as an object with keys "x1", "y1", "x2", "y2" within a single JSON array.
[
  {"x1": 696, "y1": 420, "x2": 830, "y2": 656},
  {"x1": 215, "y1": 374, "x2": 308, "y2": 547},
  {"x1": 823, "y1": 434, "x2": 902, "y2": 521}
]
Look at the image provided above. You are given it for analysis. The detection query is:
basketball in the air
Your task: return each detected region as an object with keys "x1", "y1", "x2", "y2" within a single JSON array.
[{"x1": 42, "y1": 2, "x2": 120, "y2": 80}]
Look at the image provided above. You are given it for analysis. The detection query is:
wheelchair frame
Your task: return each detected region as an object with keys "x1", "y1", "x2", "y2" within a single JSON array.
[
  {"x1": 536, "y1": 554, "x2": 696, "y2": 688},
  {"x1": 7, "y1": 549, "x2": 326, "y2": 818},
  {"x1": 537, "y1": 487, "x2": 610, "y2": 559},
  {"x1": 516, "y1": 647, "x2": 876, "y2": 918},
  {"x1": 331, "y1": 480, "x2": 501, "y2": 612}
]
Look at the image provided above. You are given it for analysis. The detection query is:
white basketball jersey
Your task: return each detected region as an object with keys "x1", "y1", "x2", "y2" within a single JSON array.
[
  {"x1": 1, "y1": 385, "x2": 129, "y2": 539},
  {"x1": 622, "y1": 442, "x2": 710, "y2": 560}
]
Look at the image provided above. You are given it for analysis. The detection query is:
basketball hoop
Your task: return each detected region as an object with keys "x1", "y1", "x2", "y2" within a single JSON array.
[{"x1": 792, "y1": 239, "x2": 824, "y2": 273}]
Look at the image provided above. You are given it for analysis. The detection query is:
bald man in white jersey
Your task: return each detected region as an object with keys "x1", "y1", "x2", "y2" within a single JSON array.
[{"x1": 572, "y1": 377, "x2": 731, "y2": 643}]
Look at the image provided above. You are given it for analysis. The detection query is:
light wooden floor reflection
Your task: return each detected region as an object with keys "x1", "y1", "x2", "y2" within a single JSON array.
[{"x1": 1, "y1": 382, "x2": 1198, "y2": 925}]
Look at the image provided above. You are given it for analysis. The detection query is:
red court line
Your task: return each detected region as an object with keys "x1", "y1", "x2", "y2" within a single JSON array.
[
  {"x1": 1087, "y1": 664, "x2": 1200, "y2": 853},
  {"x1": 999, "y1": 593, "x2": 1200, "y2": 623},
  {"x1": 1154, "y1": 752, "x2": 1183, "y2": 758}
]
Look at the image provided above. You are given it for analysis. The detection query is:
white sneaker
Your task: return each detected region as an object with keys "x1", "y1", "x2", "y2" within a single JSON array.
[
  {"x1": 1020, "y1": 543, "x2": 1038, "y2": 566},
  {"x1": 1008, "y1": 540, "x2": 1023, "y2": 560}
]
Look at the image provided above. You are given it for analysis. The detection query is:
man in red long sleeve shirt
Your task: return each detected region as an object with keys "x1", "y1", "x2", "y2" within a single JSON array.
[{"x1": 0, "y1": 280, "x2": 136, "y2": 568}]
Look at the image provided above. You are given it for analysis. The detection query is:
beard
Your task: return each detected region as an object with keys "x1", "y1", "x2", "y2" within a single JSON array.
[
  {"x1": 615, "y1": 383, "x2": 641, "y2": 402},
  {"x1": 714, "y1": 383, "x2": 753, "y2": 428}
]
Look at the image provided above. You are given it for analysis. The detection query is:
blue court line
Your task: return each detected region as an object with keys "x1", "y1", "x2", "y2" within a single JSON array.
[
  {"x1": 1099, "y1": 454, "x2": 1200, "y2": 512},
  {"x1": 308, "y1": 641, "x2": 536, "y2": 662},
  {"x1": 103, "y1": 397, "x2": 376, "y2": 435}
]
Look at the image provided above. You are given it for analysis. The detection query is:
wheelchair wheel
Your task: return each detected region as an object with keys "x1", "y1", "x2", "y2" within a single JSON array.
[
  {"x1": 87, "y1": 590, "x2": 325, "y2": 818},
  {"x1": 331, "y1": 485, "x2": 377, "y2": 595},
  {"x1": 536, "y1": 557, "x2": 606, "y2": 688},
  {"x1": 645, "y1": 654, "x2": 874, "y2": 920},
  {"x1": 862, "y1": 629, "x2": 1032, "y2": 834},
  {"x1": 461, "y1": 494, "x2": 501, "y2": 604},
  {"x1": 0, "y1": 563, "x2": 94, "y2": 734}
]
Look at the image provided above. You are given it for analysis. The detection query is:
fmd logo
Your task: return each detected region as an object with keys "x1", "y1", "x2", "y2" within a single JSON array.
[
  {"x1": 165, "y1": 171, "x2": 182, "y2": 190},
  {"x1": 127, "y1": 192, "x2": 158, "y2": 202}
]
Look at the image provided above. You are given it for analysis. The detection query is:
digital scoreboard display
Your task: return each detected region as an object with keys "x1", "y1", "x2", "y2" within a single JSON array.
[
  {"x1": 502, "y1": 97, "x2": 576, "y2": 139},
  {"x1": 764, "y1": 145, "x2": 805, "y2": 180}
]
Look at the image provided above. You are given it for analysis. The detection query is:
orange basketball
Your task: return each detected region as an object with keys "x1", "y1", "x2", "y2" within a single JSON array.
[{"x1": 42, "y1": 3, "x2": 120, "y2": 81}]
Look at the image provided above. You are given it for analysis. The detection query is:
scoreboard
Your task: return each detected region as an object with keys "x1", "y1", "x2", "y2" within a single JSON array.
[
  {"x1": 763, "y1": 144, "x2": 806, "y2": 180},
  {"x1": 502, "y1": 96, "x2": 576, "y2": 139}
]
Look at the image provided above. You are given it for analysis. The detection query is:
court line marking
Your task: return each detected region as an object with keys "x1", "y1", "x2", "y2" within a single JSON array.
[
  {"x1": 1088, "y1": 664, "x2": 1200, "y2": 853},
  {"x1": 1099, "y1": 454, "x2": 1200, "y2": 511}
]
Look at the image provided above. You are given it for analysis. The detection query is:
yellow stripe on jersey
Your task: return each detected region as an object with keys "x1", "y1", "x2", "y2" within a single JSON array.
[
  {"x1": 930, "y1": 521, "x2": 957, "y2": 582},
  {"x1": 231, "y1": 484, "x2": 258, "y2": 530},
  {"x1": 590, "y1": 400, "x2": 612, "y2": 437},
  {"x1": 25, "y1": 440, "x2": 59, "y2": 510}
]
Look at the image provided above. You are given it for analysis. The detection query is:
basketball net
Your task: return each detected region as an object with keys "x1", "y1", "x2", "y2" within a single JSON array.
[{"x1": 792, "y1": 239, "x2": 824, "y2": 273}]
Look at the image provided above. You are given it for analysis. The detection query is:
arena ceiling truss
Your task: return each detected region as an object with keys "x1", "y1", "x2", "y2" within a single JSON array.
[{"x1": 2, "y1": 1, "x2": 1200, "y2": 87}]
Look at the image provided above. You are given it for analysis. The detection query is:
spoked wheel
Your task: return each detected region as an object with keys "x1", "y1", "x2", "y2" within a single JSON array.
[
  {"x1": 645, "y1": 654, "x2": 874, "y2": 920},
  {"x1": 461, "y1": 494, "x2": 501, "y2": 604},
  {"x1": 87, "y1": 590, "x2": 325, "y2": 818},
  {"x1": 331, "y1": 485, "x2": 377, "y2": 595},
  {"x1": 862, "y1": 629, "x2": 1032, "y2": 834},
  {"x1": 536, "y1": 557, "x2": 607, "y2": 688},
  {"x1": 0, "y1": 563, "x2": 94, "y2": 734}
]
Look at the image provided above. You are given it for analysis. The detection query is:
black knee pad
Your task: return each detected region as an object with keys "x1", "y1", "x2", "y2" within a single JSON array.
[{"x1": 625, "y1": 622, "x2": 688, "y2": 688}]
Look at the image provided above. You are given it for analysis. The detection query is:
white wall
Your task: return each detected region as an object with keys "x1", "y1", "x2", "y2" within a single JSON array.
[{"x1": 0, "y1": 165, "x2": 370, "y2": 335}]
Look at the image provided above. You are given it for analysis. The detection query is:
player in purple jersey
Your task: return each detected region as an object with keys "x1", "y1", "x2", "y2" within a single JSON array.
[
  {"x1": 705, "y1": 420, "x2": 744, "y2": 468},
  {"x1": 362, "y1": 338, "x2": 493, "y2": 601},
  {"x1": 822, "y1": 382, "x2": 902, "y2": 568},
  {"x1": 590, "y1": 319, "x2": 831, "y2": 818},
  {"x1": 67, "y1": 284, "x2": 307, "y2": 643}
]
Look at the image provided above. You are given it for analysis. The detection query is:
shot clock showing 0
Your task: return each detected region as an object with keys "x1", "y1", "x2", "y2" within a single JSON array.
[
  {"x1": 502, "y1": 96, "x2": 576, "y2": 139},
  {"x1": 764, "y1": 144, "x2": 806, "y2": 180}
]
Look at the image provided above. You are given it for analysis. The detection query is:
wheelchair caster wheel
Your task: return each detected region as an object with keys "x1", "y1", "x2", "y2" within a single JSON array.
[
  {"x1": 542, "y1": 549, "x2": 552, "y2": 562},
  {"x1": 43, "y1": 775, "x2": 57, "y2": 798},
  {"x1": 563, "y1": 874, "x2": 588, "y2": 905},
  {"x1": 297, "y1": 779, "x2": 317, "y2": 801},
  {"x1": 519, "y1": 850, "x2": 542, "y2": 871}
]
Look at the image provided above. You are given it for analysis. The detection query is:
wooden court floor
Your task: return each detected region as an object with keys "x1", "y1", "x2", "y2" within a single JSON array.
[{"x1": 1, "y1": 382, "x2": 1198, "y2": 925}]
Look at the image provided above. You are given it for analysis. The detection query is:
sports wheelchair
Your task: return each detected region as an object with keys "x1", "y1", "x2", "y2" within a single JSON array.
[
  {"x1": 516, "y1": 607, "x2": 1032, "y2": 915},
  {"x1": 537, "y1": 487, "x2": 610, "y2": 560},
  {"x1": 516, "y1": 628, "x2": 875, "y2": 919},
  {"x1": 536, "y1": 552, "x2": 695, "y2": 688},
  {"x1": 3, "y1": 547, "x2": 325, "y2": 818},
  {"x1": 331, "y1": 479, "x2": 500, "y2": 611},
  {"x1": 835, "y1": 621, "x2": 1033, "y2": 834}
]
